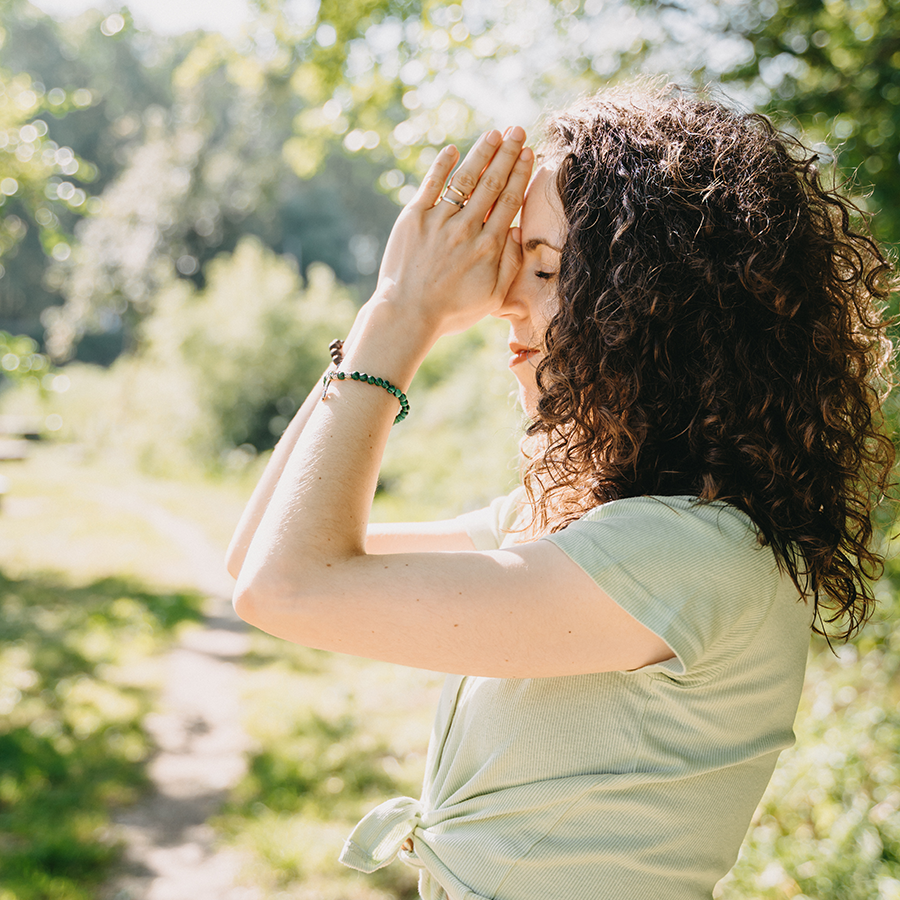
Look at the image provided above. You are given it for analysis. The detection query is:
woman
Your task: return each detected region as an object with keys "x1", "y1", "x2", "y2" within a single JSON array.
[{"x1": 226, "y1": 84, "x2": 895, "y2": 900}]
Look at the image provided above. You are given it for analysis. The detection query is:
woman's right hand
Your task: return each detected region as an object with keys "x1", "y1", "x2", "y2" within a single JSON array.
[{"x1": 370, "y1": 126, "x2": 534, "y2": 341}]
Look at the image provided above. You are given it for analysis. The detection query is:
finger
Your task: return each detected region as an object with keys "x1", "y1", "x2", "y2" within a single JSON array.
[
  {"x1": 481, "y1": 146, "x2": 534, "y2": 239},
  {"x1": 410, "y1": 144, "x2": 459, "y2": 209},
  {"x1": 440, "y1": 129, "x2": 503, "y2": 207},
  {"x1": 495, "y1": 227, "x2": 524, "y2": 299},
  {"x1": 463, "y1": 126, "x2": 528, "y2": 221}
]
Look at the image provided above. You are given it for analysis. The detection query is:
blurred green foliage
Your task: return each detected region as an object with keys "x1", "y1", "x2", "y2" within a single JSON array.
[
  {"x1": 720, "y1": 0, "x2": 900, "y2": 251},
  {"x1": 0, "y1": 1, "x2": 898, "y2": 898},
  {"x1": 34, "y1": 238, "x2": 356, "y2": 467},
  {"x1": 376, "y1": 319, "x2": 523, "y2": 519},
  {"x1": 718, "y1": 567, "x2": 900, "y2": 900},
  {"x1": 0, "y1": 330, "x2": 51, "y2": 390},
  {"x1": 138, "y1": 237, "x2": 358, "y2": 455},
  {"x1": 0, "y1": 571, "x2": 204, "y2": 900},
  {"x1": 625, "y1": 0, "x2": 900, "y2": 256}
]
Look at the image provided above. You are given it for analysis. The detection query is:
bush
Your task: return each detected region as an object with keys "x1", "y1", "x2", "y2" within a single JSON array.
[
  {"x1": 716, "y1": 566, "x2": 900, "y2": 900},
  {"x1": 29, "y1": 237, "x2": 357, "y2": 475}
]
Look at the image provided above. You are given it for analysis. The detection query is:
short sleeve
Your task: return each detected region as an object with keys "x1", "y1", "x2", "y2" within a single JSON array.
[
  {"x1": 543, "y1": 496, "x2": 787, "y2": 677},
  {"x1": 455, "y1": 488, "x2": 527, "y2": 551}
]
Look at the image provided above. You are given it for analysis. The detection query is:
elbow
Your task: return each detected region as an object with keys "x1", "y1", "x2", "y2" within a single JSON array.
[
  {"x1": 231, "y1": 566, "x2": 319, "y2": 640},
  {"x1": 232, "y1": 575, "x2": 265, "y2": 629},
  {"x1": 231, "y1": 549, "x2": 361, "y2": 640},
  {"x1": 232, "y1": 567, "x2": 286, "y2": 630}
]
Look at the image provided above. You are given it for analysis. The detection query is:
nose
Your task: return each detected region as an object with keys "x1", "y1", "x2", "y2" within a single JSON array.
[{"x1": 491, "y1": 264, "x2": 530, "y2": 323}]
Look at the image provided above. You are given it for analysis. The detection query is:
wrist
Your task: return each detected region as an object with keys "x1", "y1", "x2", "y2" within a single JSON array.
[{"x1": 339, "y1": 295, "x2": 440, "y2": 391}]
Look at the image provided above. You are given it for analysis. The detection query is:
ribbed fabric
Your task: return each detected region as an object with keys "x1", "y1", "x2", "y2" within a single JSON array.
[{"x1": 340, "y1": 493, "x2": 811, "y2": 900}]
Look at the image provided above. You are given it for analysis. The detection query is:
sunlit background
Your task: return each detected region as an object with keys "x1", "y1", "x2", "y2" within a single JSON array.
[
  {"x1": 32, "y1": 0, "x2": 252, "y2": 36},
  {"x1": 0, "y1": 1, "x2": 899, "y2": 899}
]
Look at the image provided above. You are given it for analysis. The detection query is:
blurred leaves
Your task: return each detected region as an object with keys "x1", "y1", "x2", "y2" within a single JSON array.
[
  {"x1": 376, "y1": 319, "x2": 523, "y2": 520},
  {"x1": 715, "y1": 0, "x2": 900, "y2": 251},
  {"x1": 0, "y1": 64, "x2": 84, "y2": 264},
  {"x1": 718, "y1": 573, "x2": 900, "y2": 899},
  {"x1": 0, "y1": 330, "x2": 52, "y2": 389},
  {"x1": 142, "y1": 237, "x2": 356, "y2": 455},
  {"x1": 214, "y1": 632, "x2": 436, "y2": 900},
  {"x1": 627, "y1": 0, "x2": 900, "y2": 252},
  {"x1": 38, "y1": 238, "x2": 356, "y2": 469}
]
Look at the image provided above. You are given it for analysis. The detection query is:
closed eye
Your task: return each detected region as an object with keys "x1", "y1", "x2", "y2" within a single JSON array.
[{"x1": 536, "y1": 271, "x2": 556, "y2": 280}]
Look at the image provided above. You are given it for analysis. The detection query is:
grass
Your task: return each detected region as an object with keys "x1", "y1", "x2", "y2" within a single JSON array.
[
  {"x1": 0, "y1": 570, "x2": 205, "y2": 900},
  {"x1": 0, "y1": 440, "x2": 442, "y2": 899},
  {"x1": 214, "y1": 633, "x2": 444, "y2": 900},
  {"x1": 0, "y1": 443, "x2": 248, "y2": 587},
  {"x1": 0, "y1": 441, "x2": 239, "y2": 899}
]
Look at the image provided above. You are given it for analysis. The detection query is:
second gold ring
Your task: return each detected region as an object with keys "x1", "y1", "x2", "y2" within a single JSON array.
[
  {"x1": 440, "y1": 191, "x2": 466, "y2": 209},
  {"x1": 445, "y1": 183, "x2": 470, "y2": 202}
]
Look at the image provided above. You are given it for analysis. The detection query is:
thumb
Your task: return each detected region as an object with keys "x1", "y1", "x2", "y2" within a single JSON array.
[{"x1": 495, "y1": 227, "x2": 523, "y2": 298}]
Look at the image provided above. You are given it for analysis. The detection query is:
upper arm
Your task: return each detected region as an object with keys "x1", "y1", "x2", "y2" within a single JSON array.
[
  {"x1": 233, "y1": 538, "x2": 674, "y2": 678},
  {"x1": 365, "y1": 519, "x2": 478, "y2": 554}
]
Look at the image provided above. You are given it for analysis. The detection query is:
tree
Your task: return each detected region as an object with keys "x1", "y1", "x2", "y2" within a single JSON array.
[
  {"x1": 37, "y1": 11, "x2": 406, "y2": 360},
  {"x1": 724, "y1": 0, "x2": 900, "y2": 250},
  {"x1": 0, "y1": 56, "x2": 87, "y2": 335},
  {"x1": 626, "y1": 0, "x2": 900, "y2": 251}
]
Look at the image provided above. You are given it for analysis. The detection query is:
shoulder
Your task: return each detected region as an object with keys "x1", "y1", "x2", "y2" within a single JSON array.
[
  {"x1": 546, "y1": 495, "x2": 767, "y2": 580},
  {"x1": 544, "y1": 495, "x2": 808, "y2": 677}
]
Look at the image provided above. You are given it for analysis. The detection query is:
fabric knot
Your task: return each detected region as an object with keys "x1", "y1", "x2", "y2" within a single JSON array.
[{"x1": 339, "y1": 796, "x2": 423, "y2": 873}]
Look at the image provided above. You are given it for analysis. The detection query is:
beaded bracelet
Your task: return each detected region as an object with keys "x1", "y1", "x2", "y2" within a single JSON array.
[{"x1": 321, "y1": 369, "x2": 410, "y2": 424}]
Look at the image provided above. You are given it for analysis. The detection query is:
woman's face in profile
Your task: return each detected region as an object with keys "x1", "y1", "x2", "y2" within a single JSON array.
[{"x1": 494, "y1": 165, "x2": 566, "y2": 416}]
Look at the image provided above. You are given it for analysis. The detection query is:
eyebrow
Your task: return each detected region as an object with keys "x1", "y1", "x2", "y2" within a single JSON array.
[{"x1": 524, "y1": 237, "x2": 562, "y2": 253}]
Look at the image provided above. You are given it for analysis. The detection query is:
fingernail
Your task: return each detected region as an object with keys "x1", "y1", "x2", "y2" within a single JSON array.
[
  {"x1": 520, "y1": 147, "x2": 533, "y2": 161},
  {"x1": 510, "y1": 125, "x2": 525, "y2": 141},
  {"x1": 486, "y1": 129, "x2": 502, "y2": 147}
]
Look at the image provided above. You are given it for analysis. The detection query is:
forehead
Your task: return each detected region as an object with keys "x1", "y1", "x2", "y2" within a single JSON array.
[{"x1": 521, "y1": 165, "x2": 565, "y2": 250}]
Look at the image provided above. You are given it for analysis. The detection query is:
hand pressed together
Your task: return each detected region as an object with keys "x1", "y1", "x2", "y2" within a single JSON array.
[{"x1": 373, "y1": 125, "x2": 534, "y2": 340}]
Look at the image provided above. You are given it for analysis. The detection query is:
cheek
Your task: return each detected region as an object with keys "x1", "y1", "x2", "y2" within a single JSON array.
[{"x1": 536, "y1": 293, "x2": 558, "y2": 336}]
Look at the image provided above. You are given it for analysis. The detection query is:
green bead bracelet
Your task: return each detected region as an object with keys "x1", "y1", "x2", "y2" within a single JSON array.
[{"x1": 321, "y1": 369, "x2": 410, "y2": 424}]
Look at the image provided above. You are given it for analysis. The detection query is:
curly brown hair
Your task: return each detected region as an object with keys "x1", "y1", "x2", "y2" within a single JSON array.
[{"x1": 525, "y1": 83, "x2": 895, "y2": 640}]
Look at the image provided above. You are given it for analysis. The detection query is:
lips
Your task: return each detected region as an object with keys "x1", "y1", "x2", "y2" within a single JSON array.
[{"x1": 509, "y1": 345, "x2": 539, "y2": 368}]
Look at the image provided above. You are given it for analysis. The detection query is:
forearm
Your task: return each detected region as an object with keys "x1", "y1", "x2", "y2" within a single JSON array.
[
  {"x1": 226, "y1": 301, "x2": 396, "y2": 578},
  {"x1": 234, "y1": 301, "x2": 436, "y2": 590},
  {"x1": 225, "y1": 378, "x2": 323, "y2": 578},
  {"x1": 232, "y1": 128, "x2": 530, "y2": 619}
]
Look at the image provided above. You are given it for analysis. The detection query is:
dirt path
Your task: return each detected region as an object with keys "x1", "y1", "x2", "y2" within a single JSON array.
[{"x1": 96, "y1": 490, "x2": 262, "y2": 900}]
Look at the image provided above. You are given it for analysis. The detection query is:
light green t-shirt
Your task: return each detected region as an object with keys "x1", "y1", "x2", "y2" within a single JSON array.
[{"x1": 341, "y1": 492, "x2": 812, "y2": 900}]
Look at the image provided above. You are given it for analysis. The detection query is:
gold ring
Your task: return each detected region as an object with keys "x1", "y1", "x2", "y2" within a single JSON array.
[
  {"x1": 440, "y1": 193, "x2": 466, "y2": 210},
  {"x1": 445, "y1": 183, "x2": 470, "y2": 202}
]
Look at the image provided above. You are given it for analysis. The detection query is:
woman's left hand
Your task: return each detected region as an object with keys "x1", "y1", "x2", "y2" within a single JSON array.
[{"x1": 373, "y1": 126, "x2": 534, "y2": 338}]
